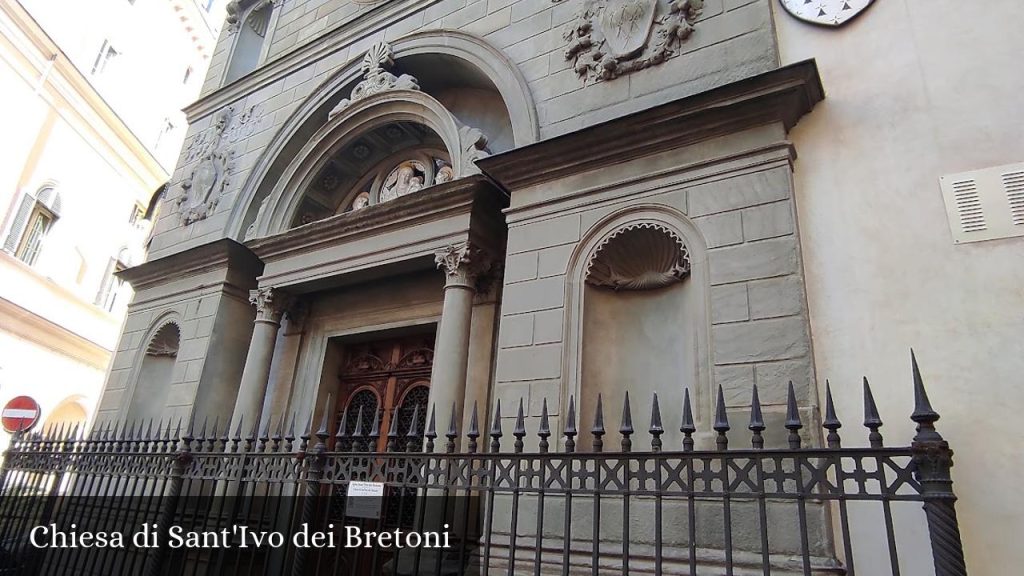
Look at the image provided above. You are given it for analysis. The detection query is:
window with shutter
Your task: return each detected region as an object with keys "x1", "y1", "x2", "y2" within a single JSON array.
[{"x1": 3, "y1": 195, "x2": 34, "y2": 253}]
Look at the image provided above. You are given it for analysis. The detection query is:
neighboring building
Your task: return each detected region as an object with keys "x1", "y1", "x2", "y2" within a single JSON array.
[
  {"x1": 93, "y1": 0, "x2": 1020, "y2": 573},
  {"x1": 0, "y1": 0, "x2": 224, "y2": 450}
]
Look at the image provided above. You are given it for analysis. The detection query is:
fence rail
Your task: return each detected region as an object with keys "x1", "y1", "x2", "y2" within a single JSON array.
[{"x1": 0, "y1": 352, "x2": 967, "y2": 575}]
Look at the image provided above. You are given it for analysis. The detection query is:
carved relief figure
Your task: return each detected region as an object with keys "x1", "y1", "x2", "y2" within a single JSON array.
[
  {"x1": 380, "y1": 161, "x2": 427, "y2": 203},
  {"x1": 565, "y1": 0, "x2": 704, "y2": 82}
]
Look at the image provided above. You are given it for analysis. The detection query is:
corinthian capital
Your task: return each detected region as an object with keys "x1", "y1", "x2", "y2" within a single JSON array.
[
  {"x1": 434, "y1": 242, "x2": 491, "y2": 289},
  {"x1": 249, "y1": 287, "x2": 295, "y2": 323}
]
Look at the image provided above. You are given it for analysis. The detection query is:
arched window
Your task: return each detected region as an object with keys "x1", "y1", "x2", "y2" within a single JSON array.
[
  {"x1": 127, "y1": 321, "x2": 180, "y2": 424},
  {"x1": 3, "y1": 185, "x2": 61, "y2": 265},
  {"x1": 224, "y1": 0, "x2": 274, "y2": 83}
]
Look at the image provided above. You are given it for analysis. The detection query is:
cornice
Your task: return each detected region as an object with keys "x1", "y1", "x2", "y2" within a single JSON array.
[
  {"x1": 0, "y1": 297, "x2": 110, "y2": 370},
  {"x1": 476, "y1": 61, "x2": 825, "y2": 191},
  {"x1": 0, "y1": 1, "x2": 168, "y2": 190},
  {"x1": 245, "y1": 174, "x2": 502, "y2": 262},
  {"x1": 117, "y1": 238, "x2": 263, "y2": 291},
  {"x1": 183, "y1": 0, "x2": 438, "y2": 121}
]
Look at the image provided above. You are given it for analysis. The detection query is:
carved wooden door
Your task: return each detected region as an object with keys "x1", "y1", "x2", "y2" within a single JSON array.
[{"x1": 335, "y1": 335, "x2": 433, "y2": 452}]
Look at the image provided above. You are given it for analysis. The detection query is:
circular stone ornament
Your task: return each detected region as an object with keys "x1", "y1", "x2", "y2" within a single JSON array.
[{"x1": 779, "y1": 0, "x2": 876, "y2": 28}]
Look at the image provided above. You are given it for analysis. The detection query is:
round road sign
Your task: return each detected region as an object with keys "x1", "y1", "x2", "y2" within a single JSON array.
[{"x1": 2, "y1": 396, "x2": 41, "y2": 433}]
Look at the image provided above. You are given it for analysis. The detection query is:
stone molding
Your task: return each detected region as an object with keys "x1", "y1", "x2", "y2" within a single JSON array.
[
  {"x1": 476, "y1": 61, "x2": 824, "y2": 191},
  {"x1": 246, "y1": 175, "x2": 494, "y2": 260},
  {"x1": 249, "y1": 287, "x2": 295, "y2": 323},
  {"x1": 117, "y1": 239, "x2": 264, "y2": 293}
]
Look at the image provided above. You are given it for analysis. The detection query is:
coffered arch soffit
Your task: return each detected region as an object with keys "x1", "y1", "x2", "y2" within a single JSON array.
[
  {"x1": 250, "y1": 90, "x2": 466, "y2": 238},
  {"x1": 228, "y1": 30, "x2": 539, "y2": 241}
]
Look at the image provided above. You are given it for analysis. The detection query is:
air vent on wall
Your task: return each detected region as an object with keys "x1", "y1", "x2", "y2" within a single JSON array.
[{"x1": 939, "y1": 162, "x2": 1024, "y2": 244}]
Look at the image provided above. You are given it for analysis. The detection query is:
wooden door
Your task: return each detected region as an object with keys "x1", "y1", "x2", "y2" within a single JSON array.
[{"x1": 335, "y1": 335, "x2": 433, "y2": 451}]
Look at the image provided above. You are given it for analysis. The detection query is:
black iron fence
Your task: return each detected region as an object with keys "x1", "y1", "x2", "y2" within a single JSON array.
[{"x1": 0, "y1": 353, "x2": 967, "y2": 575}]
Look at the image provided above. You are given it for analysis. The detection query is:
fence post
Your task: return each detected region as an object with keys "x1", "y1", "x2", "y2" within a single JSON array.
[
  {"x1": 144, "y1": 420, "x2": 192, "y2": 576},
  {"x1": 909, "y1": 353, "x2": 968, "y2": 576},
  {"x1": 291, "y1": 407, "x2": 328, "y2": 576}
]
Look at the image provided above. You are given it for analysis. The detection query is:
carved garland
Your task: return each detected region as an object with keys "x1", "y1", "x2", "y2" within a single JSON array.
[
  {"x1": 585, "y1": 223, "x2": 691, "y2": 291},
  {"x1": 563, "y1": 0, "x2": 704, "y2": 83}
]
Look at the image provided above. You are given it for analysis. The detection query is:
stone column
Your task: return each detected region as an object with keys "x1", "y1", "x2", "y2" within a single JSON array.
[
  {"x1": 428, "y1": 242, "x2": 489, "y2": 446},
  {"x1": 231, "y1": 287, "x2": 294, "y2": 432}
]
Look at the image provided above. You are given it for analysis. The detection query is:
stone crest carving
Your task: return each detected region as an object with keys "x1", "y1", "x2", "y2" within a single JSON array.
[
  {"x1": 328, "y1": 42, "x2": 420, "y2": 120},
  {"x1": 564, "y1": 0, "x2": 704, "y2": 82},
  {"x1": 458, "y1": 126, "x2": 490, "y2": 173},
  {"x1": 226, "y1": 0, "x2": 283, "y2": 34},
  {"x1": 585, "y1": 223, "x2": 691, "y2": 291},
  {"x1": 778, "y1": 0, "x2": 875, "y2": 28},
  {"x1": 177, "y1": 107, "x2": 235, "y2": 226}
]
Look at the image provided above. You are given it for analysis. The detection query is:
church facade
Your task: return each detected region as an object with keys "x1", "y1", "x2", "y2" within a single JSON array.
[{"x1": 93, "y1": 1, "x2": 1023, "y2": 572}]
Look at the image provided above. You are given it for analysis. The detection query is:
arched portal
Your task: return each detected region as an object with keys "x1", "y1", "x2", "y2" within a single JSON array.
[{"x1": 228, "y1": 31, "x2": 538, "y2": 240}]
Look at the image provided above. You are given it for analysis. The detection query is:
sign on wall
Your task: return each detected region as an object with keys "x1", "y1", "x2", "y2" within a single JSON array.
[
  {"x1": 2, "y1": 396, "x2": 40, "y2": 433},
  {"x1": 779, "y1": 0, "x2": 876, "y2": 27}
]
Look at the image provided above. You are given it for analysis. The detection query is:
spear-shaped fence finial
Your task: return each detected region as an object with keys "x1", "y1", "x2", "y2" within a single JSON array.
[
  {"x1": 467, "y1": 401, "x2": 480, "y2": 453},
  {"x1": 425, "y1": 404, "x2": 437, "y2": 452},
  {"x1": 785, "y1": 381, "x2": 803, "y2": 449},
  {"x1": 591, "y1": 394, "x2": 606, "y2": 452},
  {"x1": 863, "y1": 377, "x2": 884, "y2": 448},
  {"x1": 446, "y1": 402, "x2": 458, "y2": 453},
  {"x1": 539, "y1": 398, "x2": 551, "y2": 453},
  {"x1": 564, "y1": 395, "x2": 577, "y2": 453},
  {"x1": 649, "y1": 392, "x2": 664, "y2": 452},
  {"x1": 620, "y1": 391, "x2": 634, "y2": 452},
  {"x1": 823, "y1": 380, "x2": 842, "y2": 449},
  {"x1": 910, "y1": 349, "x2": 943, "y2": 444},
  {"x1": 681, "y1": 388, "x2": 695, "y2": 452},
  {"x1": 489, "y1": 400, "x2": 503, "y2": 453},
  {"x1": 406, "y1": 404, "x2": 421, "y2": 452},
  {"x1": 749, "y1": 384, "x2": 765, "y2": 450},
  {"x1": 514, "y1": 398, "x2": 526, "y2": 453},
  {"x1": 714, "y1": 385, "x2": 730, "y2": 451}
]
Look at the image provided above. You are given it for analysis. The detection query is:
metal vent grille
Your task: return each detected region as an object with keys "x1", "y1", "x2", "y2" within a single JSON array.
[
  {"x1": 940, "y1": 162, "x2": 1024, "y2": 244},
  {"x1": 1003, "y1": 170, "x2": 1024, "y2": 226},
  {"x1": 950, "y1": 179, "x2": 986, "y2": 233}
]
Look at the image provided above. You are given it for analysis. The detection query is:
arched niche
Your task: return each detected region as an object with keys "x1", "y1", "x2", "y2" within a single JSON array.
[
  {"x1": 126, "y1": 319, "x2": 181, "y2": 424},
  {"x1": 42, "y1": 396, "x2": 88, "y2": 435},
  {"x1": 227, "y1": 30, "x2": 539, "y2": 240},
  {"x1": 564, "y1": 207, "x2": 712, "y2": 451}
]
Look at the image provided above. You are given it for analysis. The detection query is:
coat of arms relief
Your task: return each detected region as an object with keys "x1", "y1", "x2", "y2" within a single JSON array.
[
  {"x1": 177, "y1": 108, "x2": 235, "y2": 226},
  {"x1": 562, "y1": 0, "x2": 704, "y2": 82}
]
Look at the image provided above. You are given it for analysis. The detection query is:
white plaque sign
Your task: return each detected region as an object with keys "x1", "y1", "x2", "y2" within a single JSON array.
[{"x1": 346, "y1": 481, "x2": 385, "y2": 519}]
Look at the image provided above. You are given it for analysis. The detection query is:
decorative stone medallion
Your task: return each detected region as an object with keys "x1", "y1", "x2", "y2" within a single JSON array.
[
  {"x1": 564, "y1": 0, "x2": 704, "y2": 83},
  {"x1": 778, "y1": 0, "x2": 875, "y2": 27}
]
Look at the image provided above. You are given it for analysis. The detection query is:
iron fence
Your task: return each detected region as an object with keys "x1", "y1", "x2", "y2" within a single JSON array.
[{"x1": 0, "y1": 353, "x2": 967, "y2": 575}]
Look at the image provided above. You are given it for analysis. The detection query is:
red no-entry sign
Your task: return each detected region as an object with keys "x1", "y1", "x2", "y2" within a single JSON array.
[{"x1": 2, "y1": 396, "x2": 40, "y2": 433}]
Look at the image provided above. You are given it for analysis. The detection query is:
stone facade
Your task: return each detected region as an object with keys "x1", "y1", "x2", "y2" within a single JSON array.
[{"x1": 98, "y1": 0, "x2": 826, "y2": 565}]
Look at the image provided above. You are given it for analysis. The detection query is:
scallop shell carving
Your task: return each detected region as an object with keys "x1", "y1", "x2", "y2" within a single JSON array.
[{"x1": 585, "y1": 223, "x2": 691, "y2": 291}]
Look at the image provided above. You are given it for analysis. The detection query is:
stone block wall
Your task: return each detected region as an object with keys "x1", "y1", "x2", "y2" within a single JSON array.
[
  {"x1": 491, "y1": 132, "x2": 818, "y2": 449},
  {"x1": 153, "y1": 0, "x2": 778, "y2": 260}
]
